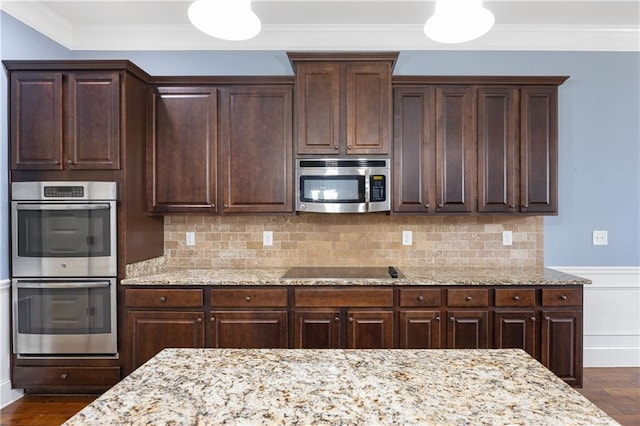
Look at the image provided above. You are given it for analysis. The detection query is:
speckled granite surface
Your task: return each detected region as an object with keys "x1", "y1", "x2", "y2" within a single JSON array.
[
  {"x1": 121, "y1": 266, "x2": 590, "y2": 286},
  {"x1": 64, "y1": 348, "x2": 615, "y2": 425}
]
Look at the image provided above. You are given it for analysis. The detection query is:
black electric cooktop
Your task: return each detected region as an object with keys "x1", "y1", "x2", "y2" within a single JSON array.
[{"x1": 281, "y1": 266, "x2": 403, "y2": 279}]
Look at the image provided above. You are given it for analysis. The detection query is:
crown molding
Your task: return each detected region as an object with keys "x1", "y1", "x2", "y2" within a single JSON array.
[{"x1": 3, "y1": 3, "x2": 639, "y2": 52}]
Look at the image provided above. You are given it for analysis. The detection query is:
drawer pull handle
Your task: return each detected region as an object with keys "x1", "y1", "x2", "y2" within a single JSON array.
[
  {"x1": 560, "y1": 295, "x2": 568, "y2": 301},
  {"x1": 334, "y1": 316, "x2": 340, "y2": 323},
  {"x1": 512, "y1": 295, "x2": 521, "y2": 301},
  {"x1": 245, "y1": 296, "x2": 252, "y2": 302},
  {"x1": 465, "y1": 296, "x2": 472, "y2": 301},
  {"x1": 159, "y1": 296, "x2": 167, "y2": 302},
  {"x1": 417, "y1": 295, "x2": 425, "y2": 302},
  {"x1": 60, "y1": 373, "x2": 68, "y2": 379}
]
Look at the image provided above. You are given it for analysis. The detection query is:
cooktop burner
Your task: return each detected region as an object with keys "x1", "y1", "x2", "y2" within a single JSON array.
[{"x1": 281, "y1": 266, "x2": 403, "y2": 279}]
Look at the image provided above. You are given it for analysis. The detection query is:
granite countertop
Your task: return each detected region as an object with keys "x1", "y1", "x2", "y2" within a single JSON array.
[
  {"x1": 64, "y1": 348, "x2": 615, "y2": 425},
  {"x1": 120, "y1": 266, "x2": 591, "y2": 286}
]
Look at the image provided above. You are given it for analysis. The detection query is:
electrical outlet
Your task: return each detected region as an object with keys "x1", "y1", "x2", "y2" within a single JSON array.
[
  {"x1": 402, "y1": 230, "x2": 412, "y2": 246},
  {"x1": 592, "y1": 230, "x2": 608, "y2": 246},
  {"x1": 186, "y1": 232, "x2": 195, "y2": 246},
  {"x1": 502, "y1": 230, "x2": 513, "y2": 246},
  {"x1": 263, "y1": 231, "x2": 273, "y2": 246}
]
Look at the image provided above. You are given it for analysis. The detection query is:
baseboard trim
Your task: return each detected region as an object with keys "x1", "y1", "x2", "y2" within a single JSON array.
[
  {"x1": 584, "y1": 348, "x2": 640, "y2": 367},
  {"x1": 0, "y1": 378, "x2": 23, "y2": 410}
]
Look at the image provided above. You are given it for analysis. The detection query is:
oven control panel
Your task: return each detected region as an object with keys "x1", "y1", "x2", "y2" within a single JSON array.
[{"x1": 44, "y1": 186, "x2": 85, "y2": 198}]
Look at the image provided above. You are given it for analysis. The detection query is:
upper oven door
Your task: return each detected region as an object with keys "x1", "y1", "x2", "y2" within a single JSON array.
[{"x1": 11, "y1": 201, "x2": 117, "y2": 277}]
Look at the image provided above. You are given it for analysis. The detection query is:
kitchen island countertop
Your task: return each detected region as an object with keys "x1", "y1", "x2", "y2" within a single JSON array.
[
  {"x1": 64, "y1": 348, "x2": 615, "y2": 425},
  {"x1": 121, "y1": 266, "x2": 590, "y2": 286}
]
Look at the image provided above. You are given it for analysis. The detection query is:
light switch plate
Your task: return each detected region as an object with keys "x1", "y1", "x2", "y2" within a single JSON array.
[
  {"x1": 593, "y1": 230, "x2": 608, "y2": 246},
  {"x1": 263, "y1": 231, "x2": 273, "y2": 246},
  {"x1": 186, "y1": 232, "x2": 195, "y2": 246},
  {"x1": 502, "y1": 230, "x2": 513, "y2": 246},
  {"x1": 402, "y1": 230, "x2": 412, "y2": 246}
]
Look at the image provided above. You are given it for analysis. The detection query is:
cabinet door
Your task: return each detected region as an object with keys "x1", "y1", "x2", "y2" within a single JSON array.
[
  {"x1": 148, "y1": 86, "x2": 217, "y2": 213},
  {"x1": 295, "y1": 63, "x2": 341, "y2": 155},
  {"x1": 446, "y1": 310, "x2": 489, "y2": 349},
  {"x1": 294, "y1": 310, "x2": 341, "y2": 349},
  {"x1": 494, "y1": 311, "x2": 536, "y2": 357},
  {"x1": 392, "y1": 87, "x2": 435, "y2": 213},
  {"x1": 435, "y1": 86, "x2": 475, "y2": 213},
  {"x1": 477, "y1": 87, "x2": 519, "y2": 212},
  {"x1": 126, "y1": 311, "x2": 205, "y2": 372},
  {"x1": 347, "y1": 310, "x2": 393, "y2": 349},
  {"x1": 210, "y1": 311, "x2": 288, "y2": 348},
  {"x1": 10, "y1": 71, "x2": 63, "y2": 170},
  {"x1": 67, "y1": 71, "x2": 120, "y2": 170},
  {"x1": 345, "y1": 63, "x2": 392, "y2": 155},
  {"x1": 220, "y1": 86, "x2": 293, "y2": 213},
  {"x1": 541, "y1": 310, "x2": 583, "y2": 386},
  {"x1": 520, "y1": 86, "x2": 558, "y2": 213},
  {"x1": 398, "y1": 310, "x2": 442, "y2": 349}
]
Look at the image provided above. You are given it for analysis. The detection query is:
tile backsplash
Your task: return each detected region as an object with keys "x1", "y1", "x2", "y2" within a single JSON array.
[{"x1": 163, "y1": 214, "x2": 543, "y2": 269}]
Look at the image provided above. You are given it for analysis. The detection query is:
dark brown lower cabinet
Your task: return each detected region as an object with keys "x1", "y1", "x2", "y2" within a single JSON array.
[
  {"x1": 541, "y1": 310, "x2": 583, "y2": 387},
  {"x1": 398, "y1": 310, "x2": 442, "y2": 349},
  {"x1": 494, "y1": 311, "x2": 537, "y2": 357},
  {"x1": 294, "y1": 310, "x2": 341, "y2": 349},
  {"x1": 210, "y1": 311, "x2": 288, "y2": 348},
  {"x1": 446, "y1": 310, "x2": 489, "y2": 349},
  {"x1": 126, "y1": 311, "x2": 205, "y2": 372},
  {"x1": 347, "y1": 311, "x2": 394, "y2": 349}
]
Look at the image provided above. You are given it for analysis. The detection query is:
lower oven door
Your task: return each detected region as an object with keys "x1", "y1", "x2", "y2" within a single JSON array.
[{"x1": 12, "y1": 278, "x2": 117, "y2": 356}]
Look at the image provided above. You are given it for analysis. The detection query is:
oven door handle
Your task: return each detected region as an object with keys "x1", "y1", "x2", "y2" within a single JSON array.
[
  {"x1": 15, "y1": 281, "x2": 111, "y2": 289},
  {"x1": 15, "y1": 203, "x2": 111, "y2": 211}
]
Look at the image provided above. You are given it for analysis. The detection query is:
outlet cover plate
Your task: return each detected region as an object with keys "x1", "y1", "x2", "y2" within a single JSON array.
[
  {"x1": 592, "y1": 230, "x2": 608, "y2": 246},
  {"x1": 263, "y1": 231, "x2": 273, "y2": 246},
  {"x1": 402, "y1": 230, "x2": 412, "y2": 246}
]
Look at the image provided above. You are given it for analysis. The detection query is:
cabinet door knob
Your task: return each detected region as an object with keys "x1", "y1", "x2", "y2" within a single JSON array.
[
  {"x1": 509, "y1": 204, "x2": 516, "y2": 209},
  {"x1": 465, "y1": 296, "x2": 472, "y2": 301},
  {"x1": 530, "y1": 317, "x2": 536, "y2": 322},
  {"x1": 450, "y1": 317, "x2": 455, "y2": 322},
  {"x1": 435, "y1": 316, "x2": 441, "y2": 321},
  {"x1": 159, "y1": 296, "x2": 167, "y2": 302},
  {"x1": 66, "y1": 159, "x2": 75, "y2": 165},
  {"x1": 438, "y1": 203, "x2": 444, "y2": 208},
  {"x1": 349, "y1": 317, "x2": 354, "y2": 322},
  {"x1": 245, "y1": 296, "x2": 251, "y2": 302},
  {"x1": 512, "y1": 295, "x2": 521, "y2": 301},
  {"x1": 223, "y1": 204, "x2": 229, "y2": 208},
  {"x1": 347, "y1": 145, "x2": 352, "y2": 150},
  {"x1": 211, "y1": 203, "x2": 215, "y2": 208},
  {"x1": 333, "y1": 145, "x2": 339, "y2": 150},
  {"x1": 424, "y1": 203, "x2": 429, "y2": 209},
  {"x1": 560, "y1": 295, "x2": 567, "y2": 301},
  {"x1": 545, "y1": 316, "x2": 551, "y2": 321},
  {"x1": 417, "y1": 295, "x2": 424, "y2": 302},
  {"x1": 334, "y1": 316, "x2": 340, "y2": 322},
  {"x1": 53, "y1": 160, "x2": 61, "y2": 165},
  {"x1": 60, "y1": 373, "x2": 68, "y2": 379},
  {"x1": 211, "y1": 317, "x2": 215, "y2": 322},
  {"x1": 196, "y1": 317, "x2": 202, "y2": 323}
]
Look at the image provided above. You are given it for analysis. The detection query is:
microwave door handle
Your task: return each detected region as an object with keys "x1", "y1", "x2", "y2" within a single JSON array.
[
  {"x1": 15, "y1": 281, "x2": 111, "y2": 289},
  {"x1": 15, "y1": 203, "x2": 111, "y2": 211},
  {"x1": 364, "y1": 170, "x2": 371, "y2": 211}
]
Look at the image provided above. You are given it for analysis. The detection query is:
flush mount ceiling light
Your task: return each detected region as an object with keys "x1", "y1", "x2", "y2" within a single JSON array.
[
  {"x1": 424, "y1": 0, "x2": 495, "y2": 44},
  {"x1": 188, "y1": 0, "x2": 261, "y2": 41}
]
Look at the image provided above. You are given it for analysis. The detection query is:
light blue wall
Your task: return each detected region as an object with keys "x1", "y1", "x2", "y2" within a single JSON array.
[{"x1": 2, "y1": 12, "x2": 639, "y2": 269}]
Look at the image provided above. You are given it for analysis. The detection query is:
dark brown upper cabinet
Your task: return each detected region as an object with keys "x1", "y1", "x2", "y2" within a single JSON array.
[
  {"x1": 392, "y1": 84, "x2": 475, "y2": 213},
  {"x1": 393, "y1": 76, "x2": 567, "y2": 216},
  {"x1": 477, "y1": 84, "x2": 562, "y2": 214},
  {"x1": 219, "y1": 85, "x2": 293, "y2": 214},
  {"x1": 289, "y1": 52, "x2": 397, "y2": 156},
  {"x1": 10, "y1": 70, "x2": 121, "y2": 171},
  {"x1": 147, "y1": 86, "x2": 218, "y2": 213}
]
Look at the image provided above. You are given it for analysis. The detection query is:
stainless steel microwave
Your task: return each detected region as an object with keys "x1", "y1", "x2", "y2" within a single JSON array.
[{"x1": 295, "y1": 158, "x2": 391, "y2": 213}]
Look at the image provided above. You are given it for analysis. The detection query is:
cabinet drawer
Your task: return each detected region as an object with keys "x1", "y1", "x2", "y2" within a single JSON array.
[
  {"x1": 542, "y1": 288, "x2": 582, "y2": 307},
  {"x1": 399, "y1": 289, "x2": 441, "y2": 307},
  {"x1": 13, "y1": 366, "x2": 120, "y2": 387},
  {"x1": 125, "y1": 289, "x2": 204, "y2": 308},
  {"x1": 295, "y1": 288, "x2": 393, "y2": 308},
  {"x1": 447, "y1": 289, "x2": 489, "y2": 307},
  {"x1": 211, "y1": 289, "x2": 288, "y2": 307},
  {"x1": 495, "y1": 289, "x2": 535, "y2": 307}
]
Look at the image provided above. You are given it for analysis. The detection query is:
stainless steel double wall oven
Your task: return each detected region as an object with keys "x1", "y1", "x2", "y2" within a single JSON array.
[{"x1": 11, "y1": 182, "x2": 118, "y2": 356}]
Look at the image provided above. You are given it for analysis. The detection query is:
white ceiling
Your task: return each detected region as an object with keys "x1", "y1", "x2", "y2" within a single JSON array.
[{"x1": 2, "y1": 0, "x2": 639, "y2": 51}]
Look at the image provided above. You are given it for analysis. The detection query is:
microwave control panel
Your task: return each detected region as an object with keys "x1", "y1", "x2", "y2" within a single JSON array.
[{"x1": 370, "y1": 175, "x2": 386, "y2": 202}]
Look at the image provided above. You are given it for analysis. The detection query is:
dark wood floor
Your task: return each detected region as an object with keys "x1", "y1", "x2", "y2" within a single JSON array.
[{"x1": 1, "y1": 368, "x2": 638, "y2": 425}]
